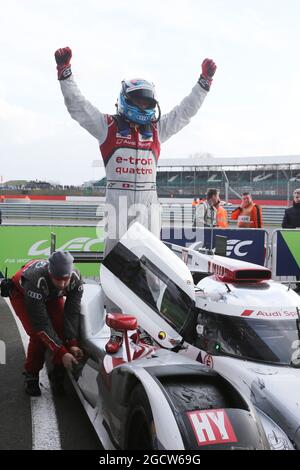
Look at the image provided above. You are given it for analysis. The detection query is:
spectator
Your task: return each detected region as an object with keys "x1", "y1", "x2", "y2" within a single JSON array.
[
  {"x1": 192, "y1": 197, "x2": 199, "y2": 208},
  {"x1": 231, "y1": 192, "x2": 263, "y2": 228},
  {"x1": 282, "y1": 188, "x2": 300, "y2": 292},
  {"x1": 9, "y1": 251, "x2": 83, "y2": 396},
  {"x1": 192, "y1": 197, "x2": 199, "y2": 226},
  {"x1": 215, "y1": 200, "x2": 228, "y2": 228},
  {"x1": 282, "y1": 188, "x2": 300, "y2": 228},
  {"x1": 195, "y1": 189, "x2": 220, "y2": 227}
]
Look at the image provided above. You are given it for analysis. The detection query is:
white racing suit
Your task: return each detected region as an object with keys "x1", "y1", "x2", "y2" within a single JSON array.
[{"x1": 60, "y1": 76, "x2": 208, "y2": 316}]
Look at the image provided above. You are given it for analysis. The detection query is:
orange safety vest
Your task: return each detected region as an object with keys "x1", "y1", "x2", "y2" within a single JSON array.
[
  {"x1": 216, "y1": 206, "x2": 228, "y2": 228},
  {"x1": 231, "y1": 203, "x2": 263, "y2": 228}
]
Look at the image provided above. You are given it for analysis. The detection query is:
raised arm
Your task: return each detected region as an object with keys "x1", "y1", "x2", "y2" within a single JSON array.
[
  {"x1": 158, "y1": 58, "x2": 217, "y2": 143},
  {"x1": 231, "y1": 207, "x2": 242, "y2": 220},
  {"x1": 55, "y1": 47, "x2": 108, "y2": 143}
]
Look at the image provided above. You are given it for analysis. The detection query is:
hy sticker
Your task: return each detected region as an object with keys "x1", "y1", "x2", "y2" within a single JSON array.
[{"x1": 188, "y1": 409, "x2": 238, "y2": 446}]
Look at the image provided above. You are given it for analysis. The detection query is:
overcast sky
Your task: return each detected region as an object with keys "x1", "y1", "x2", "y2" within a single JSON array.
[{"x1": 0, "y1": 0, "x2": 300, "y2": 185}]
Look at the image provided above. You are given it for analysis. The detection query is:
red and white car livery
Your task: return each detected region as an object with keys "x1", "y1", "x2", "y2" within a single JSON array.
[
  {"x1": 69, "y1": 223, "x2": 271, "y2": 450},
  {"x1": 71, "y1": 222, "x2": 299, "y2": 450}
]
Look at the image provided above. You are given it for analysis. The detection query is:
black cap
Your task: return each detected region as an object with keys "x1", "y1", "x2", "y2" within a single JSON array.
[{"x1": 48, "y1": 251, "x2": 74, "y2": 278}]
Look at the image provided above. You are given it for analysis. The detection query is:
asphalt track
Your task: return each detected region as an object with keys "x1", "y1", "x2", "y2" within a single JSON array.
[{"x1": 0, "y1": 297, "x2": 103, "y2": 450}]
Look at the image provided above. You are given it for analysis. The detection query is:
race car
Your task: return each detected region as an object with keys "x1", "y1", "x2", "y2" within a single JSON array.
[
  {"x1": 99, "y1": 222, "x2": 300, "y2": 450},
  {"x1": 69, "y1": 223, "x2": 271, "y2": 450}
]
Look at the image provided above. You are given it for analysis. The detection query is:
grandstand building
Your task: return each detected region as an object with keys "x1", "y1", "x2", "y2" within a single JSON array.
[
  {"x1": 3, "y1": 155, "x2": 299, "y2": 205},
  {"x1": 93, "y1": 154, "x2": 300, "y2": 203}
]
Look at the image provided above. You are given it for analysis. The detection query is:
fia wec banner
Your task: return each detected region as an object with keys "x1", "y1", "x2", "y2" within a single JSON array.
[
  {"x1": 275, "y1": 230, "x2": 300, "y2": 276},
  {"x1": 161, "y1": 227, "x2": 266, "y2": 266},
  {"x1": 0, "y1": 226, "x2": 104, "y2": 277},
  {"x1": 0, "y1": 225, "x2": 267, "y2": 276}
]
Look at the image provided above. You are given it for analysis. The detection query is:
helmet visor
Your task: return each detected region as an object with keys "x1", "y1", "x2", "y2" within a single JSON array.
[{"x1": 126, "y1": 89, "x2": 157, "y2": 109}]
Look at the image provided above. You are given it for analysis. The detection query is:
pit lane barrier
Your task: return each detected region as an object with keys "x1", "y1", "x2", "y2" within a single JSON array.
[
  {"x1": 50, "y1": 232, "x2": 104, "y2": 263},
  {"x1": 1, "y1": 225, "x2": 300, "y2": 281},
  {"x1": 162, "y1": 227, "x2": 300, "y2": 284},
  {"x1": 49, "y1": 227, "x2": 269, "y2": 267},
  {"x1": 270, "y1": 229, "x2": 300, "y2": 284},
  {"x1": 161, "y1": 227, "x2": 269, "y2": 267}
]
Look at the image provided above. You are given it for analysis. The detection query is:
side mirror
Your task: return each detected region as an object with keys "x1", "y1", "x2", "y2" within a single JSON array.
[
  {"x1": 106, "y1": 313, "x2": 138, "y2": 332},
  {"x1": 106, "y1": 313, "x2": 138, "y2": 362}
]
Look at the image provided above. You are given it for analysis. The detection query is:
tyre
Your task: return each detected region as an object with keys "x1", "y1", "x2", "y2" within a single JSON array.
[{"x1": 125, "y1": 384, "x2": 155, "y2": 450}]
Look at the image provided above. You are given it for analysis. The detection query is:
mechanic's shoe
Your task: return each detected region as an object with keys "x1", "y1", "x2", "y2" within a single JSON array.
[
  {"x1": 49, "y1": 366, "x2": 66, "y2": 396},
  {"x1": 105, "y1": 335, "x2": 123, "y2": 354},
  {"x1": 23, "y1": 372, "x2": 41, "y2": 397}
]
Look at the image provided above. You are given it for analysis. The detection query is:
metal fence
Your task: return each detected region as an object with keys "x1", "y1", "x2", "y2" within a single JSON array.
[
  {"x1": 0, "y1": 203, "x2": 104, "y2": 220},
  {"x1": 161, "y1": 204, "x2": 286, "y2": 226},
  {"x1": 0, "y1": 202, "x2": 287, "y2": 226}
]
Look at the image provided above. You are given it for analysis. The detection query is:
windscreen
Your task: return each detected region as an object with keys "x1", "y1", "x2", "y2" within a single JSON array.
[
  {"x1": 195, "y1": 310, "x2": 300, "y2": 366},
  {"x1": 103, "y1": 242, "x2": 194, "y2": 332}
]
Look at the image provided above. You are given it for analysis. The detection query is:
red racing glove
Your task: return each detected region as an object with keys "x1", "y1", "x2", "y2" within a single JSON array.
[
  {"x1": 55, "y1": 47, "x2": 72, "y2": 80},
  {"x1": 198, "y1": 58, "x2": 217, "y2": 91}
]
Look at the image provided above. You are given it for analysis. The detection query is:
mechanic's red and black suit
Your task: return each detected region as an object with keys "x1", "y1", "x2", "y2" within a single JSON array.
[{"x1": 10, "y1": 260, "x2": 83, "y2": 375}]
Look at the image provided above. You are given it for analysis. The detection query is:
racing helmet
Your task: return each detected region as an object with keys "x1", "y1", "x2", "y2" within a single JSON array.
[{"x1": 117, "y1": 78, "x2": 161, "y2": 125}]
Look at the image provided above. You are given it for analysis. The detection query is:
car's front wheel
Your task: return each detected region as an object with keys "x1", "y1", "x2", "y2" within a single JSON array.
[{"x1": 125, "y1": 384, "x2": 155, "y2": 450}]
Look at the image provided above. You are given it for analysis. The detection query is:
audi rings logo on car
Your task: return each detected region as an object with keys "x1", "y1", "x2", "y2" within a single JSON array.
[{"x1": 27, "y1": 290, "x2": 42, "y2": 300}]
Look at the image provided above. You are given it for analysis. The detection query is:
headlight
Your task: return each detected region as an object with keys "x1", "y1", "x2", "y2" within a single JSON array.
[{"x1": 255, "y1": 408, "x2": 295, "y2": 450}]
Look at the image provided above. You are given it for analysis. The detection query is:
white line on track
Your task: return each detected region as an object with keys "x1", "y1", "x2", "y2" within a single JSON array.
[{"x1": 5, "y1": 299, "x2": 61, "y2": 450}]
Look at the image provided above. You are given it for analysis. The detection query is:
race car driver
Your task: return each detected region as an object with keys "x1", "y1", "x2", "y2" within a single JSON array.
[
  {"x1": 9, "y1": 251, "x2": 83, "y2": 396},
  {"x1": 55, "y1": 47, "x2": 217, "y2": 353}
]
